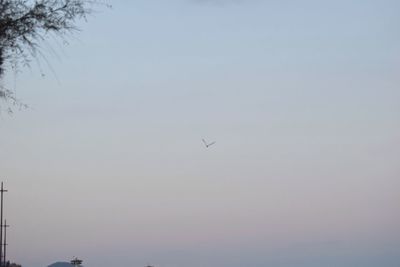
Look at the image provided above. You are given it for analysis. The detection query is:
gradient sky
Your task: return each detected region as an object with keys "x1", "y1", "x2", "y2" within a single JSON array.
[{"x1": 1, "y1": 0, "x2": 400, "y2": 266}]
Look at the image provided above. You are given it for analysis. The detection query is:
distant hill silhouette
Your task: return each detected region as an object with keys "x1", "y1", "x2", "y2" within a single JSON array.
[{"x1": 48, "y1": 262, "x2": 81, "y2": 267}]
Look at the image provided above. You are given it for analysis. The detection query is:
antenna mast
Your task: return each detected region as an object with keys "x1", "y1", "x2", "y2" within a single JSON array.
[
  {"x1": 0, "y1": 182, "x2": 7, "y2": 267},
  {"x1": 2, "y1": 221, "x2": 9, "y2": 267}
]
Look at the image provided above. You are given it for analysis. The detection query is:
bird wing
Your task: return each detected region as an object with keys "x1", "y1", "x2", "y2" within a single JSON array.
[
  {"x1": 202, "y1": 139, "x2": 208, "y2": 146},
  {"x1": 208, "y1": 141, "x2": 216, "y2": 147}
]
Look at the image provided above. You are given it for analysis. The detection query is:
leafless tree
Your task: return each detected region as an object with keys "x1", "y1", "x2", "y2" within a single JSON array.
[{"x1": 0, "y1": 0, "x2": 108, "y2": 110}]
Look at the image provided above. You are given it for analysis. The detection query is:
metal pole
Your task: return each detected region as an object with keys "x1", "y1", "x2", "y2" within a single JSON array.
[
  {"x1": 0, "y1": 182, "x2": 8, "y2": 267},
  {"x1": 0, "y1": 182, "x2": 3, "y2": 267},
  {"x1": 3, "y1": 220, "x2": 8, "y2": 267},
  {"x1": 0, "y1": 183, "x2": 4, "y2": 267}
]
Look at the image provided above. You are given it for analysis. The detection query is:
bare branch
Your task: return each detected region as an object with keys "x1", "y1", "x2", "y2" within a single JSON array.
[{"x1": 0, "y1": 0, "x2": 108, "y2": 105}]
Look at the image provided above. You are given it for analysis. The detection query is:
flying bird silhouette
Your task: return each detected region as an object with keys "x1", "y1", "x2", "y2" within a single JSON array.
[{"x1": 202, "y1": 138, "x2": 216, "y2": 148}]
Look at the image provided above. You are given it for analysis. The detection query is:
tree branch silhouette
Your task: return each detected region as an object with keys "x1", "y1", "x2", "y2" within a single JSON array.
[{"x1": 0, "y1": 0, "x2": 109, "y2": 109}]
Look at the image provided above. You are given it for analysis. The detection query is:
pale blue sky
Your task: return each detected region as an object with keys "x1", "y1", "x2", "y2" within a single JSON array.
[{"x1": 1, "y1": 0, "x2": 400, "y2": 267}]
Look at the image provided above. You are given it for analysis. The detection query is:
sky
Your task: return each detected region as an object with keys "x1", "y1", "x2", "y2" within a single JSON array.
[{"x1": 0, "y1": 0, "x2": 400, "y2": 266}]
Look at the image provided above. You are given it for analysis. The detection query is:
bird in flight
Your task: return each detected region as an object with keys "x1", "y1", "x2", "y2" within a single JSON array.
[{"x1": 202, "y1": 138, "x2": 216, "y2": 148}]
